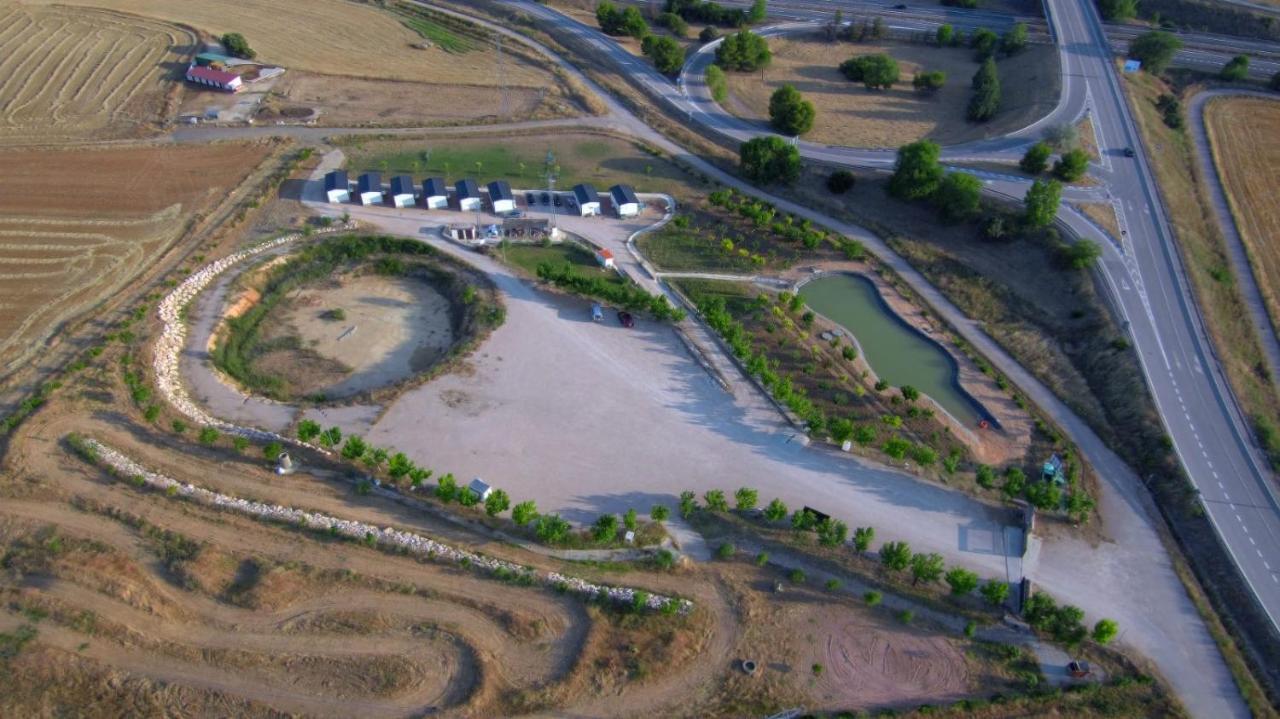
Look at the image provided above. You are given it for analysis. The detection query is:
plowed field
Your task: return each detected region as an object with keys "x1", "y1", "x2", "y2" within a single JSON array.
[
  {"x1": 0, "y1": 143, "x2": 272, "y2": 380},
  {"x1": 0, "y1": 2, "x2": 192, "y2": 142}
]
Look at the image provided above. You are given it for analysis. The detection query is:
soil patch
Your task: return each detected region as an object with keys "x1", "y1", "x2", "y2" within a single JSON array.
[{"x1": 721, "y1": 35, "x2": 1059, "y2": 148}]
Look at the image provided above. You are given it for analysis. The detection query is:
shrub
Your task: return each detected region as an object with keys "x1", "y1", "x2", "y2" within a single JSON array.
[
  {"x1": 197, "y1": 427, "x2": 219, "y2": 445},
  {"x1": 880, "y1": 540, "x2": 912, "y2": 571},
  {"x1": 651, "y1": 504, "x2": 670, "y2": 521},
  {"x1": 705, "y1": 64, "x2": 728, "y2": 103},
  {"x1": 1129, "y1": 31, "x2": 1182, "y2": 75},
  {"x1": 839, "y1": 54, "x2": 899, "y2": 90},
  {"x1": 436, "y1": 473, "x2": 458, "y2": 502},
  {"x1": 1020, "y1": 142, "x2": 1052, "y2": 175},
  {"x1": 912, "y1": 69, "x2": 946, "y2": 93},
  {"x1": 976, "y1": 464, "x2": 996, "y2": 488},
  {"x1": 1092, "y1": 618, "x2": 1119, "y2": 644},
  {"x1": 967, "y1": 57, "x2": 1001, "y2": 122},
  {"x1": 789, "y1": 568, "x2": 807, "y2": 584},
  {"x1": 970, "y1": 28, "x2": 998, "y2": 59},
  {"x1": 171, "y1": 419, "x2": 187, "y2": 434},
  {"x1": 484, "y1": 488, "x2": 510, "y2": 517},
  {"x1": 827, "y1": 169, "x2": 856, "y2": 194},
  {"x1": 535, "y1": 514, "x2": 570, "y2": 543},
  {"x1": 763, "y1": 497, "x2": 788, "y2": 522},
  {"x1": 945, "y1": 567, "x2": 980, "y2": 595},
  {"x1": 512, "y1": 500, "x2": 538, "y2": 525},
  {"x1": 716, "y1": 541, "x2": 736, "y2": 559},
  {"x1": 1060, "y1": 239, "x2": 1102, "y2": 270},
  {"x1": 898, "y1": 609, "x2": 915, "y2": 624},
  {"x1": 716, "y1": 30, "x2": 772, "y2": 71},
  {"x1": 593, "y1": 513, "x2": 619, "y2": 541},
  {"x1": 704, "y1": 489, "x2": 729, "y2": 511},
  {"x1": 1220, "y1": 54, "x2": 1249, "y2": 82},
  {"x1": 888, "y1": 140, "x2": 943, "y2": 200},
  {"x1": 817, "y1": 518, "x2": 848, "y2": 546},
  {"x1": 853, "y1": 526, "x2": 875, "y2": 553},
  {"x1": 739, "y1": 136, "x2": 801, "y2": 184},
  {"x1": 597, "y1": 1, "x2": 648, "y2": 38},
  {"x1": 981, "y1": 580, "x2": 1010, "y2": 606},
  {"x1": 791, "y1": 508, "x2": 818, "y2": 531},
  {"x1": 232, "y1": 436, "x2": 249, "y2": 453},
  {"x1": 909, "y1": 552, "x2": 945, "y2": 585},
  {"x1": 699, "y1": 25, "x2": 720, "y2": 42},
  {"x1": 679, "y1": 490, "x2": 698, "y2": 517},
  {"x1": 768, "y1": 84, "x2": 815, "y2": 136},
  {"x1": 756, "y1": 551, "x2": 770, "y2": 566},
  {"x1": 1001, "y1": 22, "x2": 1027, "y2": 55},
  {"x1": 864, "y1": 590, "x2": 882, "y2": 606},
  {"x1": 297, "y1": 419, "x2": 321, "y2": 442},
  {"x1": 933, "y1": 172, "x2": 982, "y2": 223},
  {"x1": 641, "y1": 34, "x2": 685, "y2": 76},
  {"x1": 734, "y1": 487, "x2": 759, "y2": 511},
  {"x1": 221, "y1": 32, "x2": 256, "y2": 59},
  {"x1": 1053, "y1": 148, "x2": 1090, "y2": 182}
]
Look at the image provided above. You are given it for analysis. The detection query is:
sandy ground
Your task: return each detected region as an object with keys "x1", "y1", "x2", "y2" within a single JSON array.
[{"x1": 262, "y1": 274, "x2": 456, "y2": 399}]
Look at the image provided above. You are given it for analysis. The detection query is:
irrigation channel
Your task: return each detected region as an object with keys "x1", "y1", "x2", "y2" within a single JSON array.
[{"x1": 799, "y1": 273, "x2": 988, "y2": 428}]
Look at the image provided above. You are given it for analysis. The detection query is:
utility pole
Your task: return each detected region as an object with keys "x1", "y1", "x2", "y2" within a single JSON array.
[
  {"x1": 545, "y1": 149, "x2": 559, "y2": 233},
  {"x1": 497, "y1": 34, "x2": 509, "y2": 121}
]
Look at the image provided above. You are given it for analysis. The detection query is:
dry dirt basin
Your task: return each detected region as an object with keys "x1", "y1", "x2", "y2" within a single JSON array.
[{"x1": 723, "y1": 35, "x2": 1059, "y2": 148}]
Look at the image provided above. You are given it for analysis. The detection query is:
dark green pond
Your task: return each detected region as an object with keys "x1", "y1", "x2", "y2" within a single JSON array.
[{"x1": 800, "y1": 273, "x2": 985, "y2": 427}]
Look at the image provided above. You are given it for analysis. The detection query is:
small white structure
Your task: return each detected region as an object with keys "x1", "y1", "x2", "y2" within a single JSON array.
[
  {"x1": 356, "y1": 172, "x2": 383, "y2": 206},
  {"x1": 487, "y1": 180, "x2": 515, "y2": 214},
  {"x1": 389, "y1": 175, "x2": 415, "y2": 208},
  {"x1": 610, "y1": 184, "x2": 640, "y2": 218},
  {"x1": 468, "y1": 477, "x2": 493, "y2": 502},
  {"x1": 323, "y1": 170, "x2": 349, "y2": 204},
  {"x1": 184, "y1": 65, "x2": 242, "y2": 92},
  {"x1": 455, "y1": 179, "x2": 481, "y2": 211},
  {"x1": 573, "y1": 183, "x2": 601, "y2": 216},
  {"x1": 594, "y1": 248, "x2": 615, "y2": 269},
  {"x1": 422, "y1": 178, "x2": 448, "y2": 209}
]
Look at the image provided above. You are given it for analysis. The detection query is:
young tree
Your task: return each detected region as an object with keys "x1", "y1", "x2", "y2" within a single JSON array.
[
  {"x1": 739, "y1": 136, "x2": 801, "y2": 184},
  {"x1": 945, "y1": 567, "x2": 980, "y2": 595},
  {"x1": 641, "y1": 34, "x2": 685, "y2": 75},
  {"x1": 484, "y1": 488, "x2": 510, "y2": 517},
  {"x1": 1129, "y1": 31, "x2": 1182, "y2": 75},
  {"x1": 768, "y1": 84, "x2": 816, "y2": 135},
  {"x1": 746, "y1": 0, "x2": 768, "y2": 24},
  {"x1": 436, "y1": 473, "x2": 459, "y2": 502},
  {"x1": 535, "y1": 513, "x2": 570, "y2": 543},
  {"x1": 912, "y1": 70, "x2": 946, "y2": 93},
  {"x1": 734, "y1": 487, "x2": 759, "y2": 511},
  {"x1": 1023, "y1": 179, "x2": 1062, "y2": 228},
  {"x1": 933, "y1": 172, "x2": 983, "y2": 223},
  {"x1": 221, "y1": 32, "x2": 256, "y2": 59},
  {"x1": 623, "y1": 508, "x2": 638, "y2": 531},
  {"x1": 1220, "y1": 54, "x2": 1250, "y2": 82},
  {"x1": 657, "y1": 11, "x2": 688, "y2": 37},
  {"x1": 593, "y1": 513, "x2": 619, "y2": 541},
  {"x1": 853, "y1": 526, "x2": 875, "y2": 553},
  {"x1": 879, "y1": 540, "x2": 912, "y2": 571},
  {"x1": 1001, "y1": 22, "x2": 1028, "y2": 55},
  {"x1": 1060, "y1": 239, "x2": 1103, "y2": 270},
  {"x1": 839, "y1": 54, "x2": 899, "y2": 90},
  {"x1": 1053, "y1": 148, "x2": 1090, "y2": 182},
  {"x1": 817, "y1": 518, "x2": 848, "y2": 546},
  {"x1": 716, "y1": 541, "x2": 736, "y2": 559},
  {"x1": 704, "y1": 489, "x2": 729, "y2": 511},
  {"x1": 716, "y1": 30, "x2": 772, "y2": 71},
  {"x1": 981, "y1": 579, "x2": 1010, "y2": 606},
  {"x1": 909, "y1": 552, "x2": 945, "y2": 585},
  {"x1": 763, "y1": 497, "x2": 789, "y2": 522},
  {"x1": 888, "y1": 140, "x2": 943, "y2": 200},
  {"x1": 297, "y1": 419, "x2": 321, "y2": 442},
  {"x1": 699, "y1": 25, "x2": 720, "y2": 43},
  {"x1": 791, "y1": 508, "x2": 818, "y2": 531},
  {"x1": 1020, "y1": 141, "x2": 1053, "y2": 175},
  {"x1": 651, "y1": 504, "x2": 670, "y2": 521},
  {"x1": 1092, "y1": 618, "x2": 1119, "y2": 644},
  {"x1": 512, "y1": 500, "x2": 538, "y2": 526},
  {"x1": 970, "y1": 28, "x2": 999, "y2": 60},
  {"x1": 935, "y1": 24, "x2": 954, "y2": 46},
  {"x1": 679, "y1": 490, "x2": 698, "y2": 518},
  {"x1": 341, "y1": 435, "x2": 368, "y2": 461},
  {"x1": 967, "y1": 57, "x2": 1001, "y2": 122},
  {"x1": 705, "y1": 64, "x2": 728, "y2": 102},
  {"x1": 1001, "y1": 466, "x2": 1028, "y2": 499},
  {"x1": 387, "y1": 452, "x2": 413, "y2": 480}
]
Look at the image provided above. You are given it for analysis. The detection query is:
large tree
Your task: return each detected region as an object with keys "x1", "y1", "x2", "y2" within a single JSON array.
[
  {"x1": 933, "y1": 172, "x2": 983, "y2": 223},
  {"x1": 641, "y1": 35, "x2": 685, "y2": 76},
  {"x1": 739, "y1": 136, "x2": 801, "y2": 184},
  {"x1": 221, "y1": 32, "x2": 255, "y2": 60},
  {"x1": 1023, "y1": 178, "x2": 1062, "y2": 228},
  {"x1": 1130, "y1": 31, "x2": 1182, "y2": 75},
  {"x1": 768, "y1": 84, "x2": 816, "y2": 136},
  {"x1": 716, "y1": 29, "x2": 772, "y2": 72},
  {"x1": 1020, "y1": 141, "x2": 1053, "y2": 174},
  {"x1": 888, "y1": 140, "x2": 943, "y2": 200},
  {"x1": 1002, "y1": 22, "x2": 1028, "y2": 55},
  {"x1": 967, "y1": 57, "x2": 1001, "y2": 122},
  {"x1": 1220, "y1": 54, "x2": 1249, "y2": 82},
  {"x1": 839, "y1": 54, "x2": 899, "y2": 90},
  {"x1": 1053, "y1": 148, "x2": 1090, "y2": 182}
]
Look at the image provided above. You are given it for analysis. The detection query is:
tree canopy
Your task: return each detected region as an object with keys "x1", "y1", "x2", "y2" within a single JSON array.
[
  {"x1": 641, "y1": 34, "x2": 686, "y2": 76},
  {"x1": 912, "y1": 70, "x2": 946, "y2": 93},
  {"x1": 1023, "y1": 178, "x2": 1062, "y2": 228},
  {"x1": 967, "y1": 57, "x2": 1001, "y2": 122},
  {"x1": 1002, "y1": 23, "x2": 1028, "y2": 55},
  {"x1": 1053, "y1": 148, "x2": 1090, "y2": 182},
  {"x1": 739, "y1": 136, "x2": 801, "y2": 184},
  {"x1": 933, "y1": 172, "x2": 983, "y2": 224},
  {"x1": 220, "y1": 32, "x2": 255, "y2": 60},
  {"x1": 1221, "y1": 54, "x2": 1249, "y2": 82},
  {"x1": 597, "y1": 2, "x2": 648, "y2": 38},
  {"x1": 1020, "y1": 141, "x2": 1052, "y2": 174},
  {"x1": 1099, "y1": 0, "x2": 1138, "y2": 21},
  {"x1": 1130, "y1": 31, "x2": 1183, "y2": 75},
  {"x1": 716, "y1": 30, "x2": 772, "y2": 71},
  {"x1": 839, "y1": 54, "x2": 899, "y2": 90},
  {"x1": 768, "y1": 84, "x2": 816, "y2": 135},
  {"x1": 888, "y1": 140, "x2": 944, "y2": 200}
]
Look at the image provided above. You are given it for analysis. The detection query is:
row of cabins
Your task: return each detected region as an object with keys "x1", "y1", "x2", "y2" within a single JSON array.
[{"x1": 323, "y1": 171, "x2": 640, "y2": 218}]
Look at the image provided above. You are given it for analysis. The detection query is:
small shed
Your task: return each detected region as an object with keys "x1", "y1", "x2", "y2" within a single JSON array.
[
  {"x1": 487, "y1": 180, "x2": 515, "y2": 214},
  {"x1": 467, "y1": 477, "x2": 493, "y2": 502},
  {"x1": 356, "y1": 172, "x2": 383, "y2": 206},
  {"x1": 323, "y1": 170, "x2": 349, "y2": 204},
  {"x1": 572, "y1": 183, "x2": 601, "y2": 216},
  {"x1": 194, "y1": 52, "x2": 233, "y2": 68},
  {"x1": 184, "y1": 65, "x2": 242, "y2": 92},
  {"x1": 422, "y1": 178, "x2": 448, "y2": 209},
  {"x1": 389, "y1": 175, "x2": 415, "y2": 208},
  {"x1": 594, "y1": 248, "x2": 615, "y2": 269},
  {"x1": 610, "y1": 184, "x2": 640, "y2": 218},
  {"x1": 455, "y1": 179, "x2": 481, "y2": 211}
]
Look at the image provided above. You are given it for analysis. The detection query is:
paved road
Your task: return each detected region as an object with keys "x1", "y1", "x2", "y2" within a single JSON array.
[{"x1": 1186, "y1": 89, "x2": 1280, "y2": 389}]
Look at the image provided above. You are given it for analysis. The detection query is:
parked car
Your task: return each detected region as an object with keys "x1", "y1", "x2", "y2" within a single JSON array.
[
  {"x1": 553, "y1": 194, "x2": 563, "y2": 207},
  {"x1": 525, "y1": 191, "x2": 536, "y2": 205},
  {"x1": 591, "y1": 303, "x2": 604, "y2": 322},
  {"x1": 541, "y1": 191, "x2": 550, "y2": 204},
  {"x1": 1123, "y1": 147, "x2": 1136, "y2": 158},
  {"x1": 617, "y1": 311, "x2": 634, "y2": 328}
]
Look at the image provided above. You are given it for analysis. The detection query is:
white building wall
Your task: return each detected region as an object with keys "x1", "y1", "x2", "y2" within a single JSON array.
[
  {"x1": 425, "y1": 195, "x2": 448, "y2": 209},
  {"x1": 358, "y1": 191, "x2": 383, "y2": 206},
  {"x1": 392, "y1": 193, "x2": 415, "y2": 208},
  {"x1": 458, "y1": 197, "x2": 481, "y2": 211}
]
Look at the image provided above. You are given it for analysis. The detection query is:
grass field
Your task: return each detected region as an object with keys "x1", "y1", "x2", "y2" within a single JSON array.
[
  {"x1": 0, "y1": 142, "x2": 272, "y2": 379},
  {"x1": 502, "y1": 241, "x2": 624, "y2": 286},
  {"x1": 341, "y1": 133, "x2": 702, "y2": 195},
  {"x1": 1119, "y1": 71, "x2": 1280, "y2": 462},
  {"x1": 722, "y1": 35, "x2": 1059, "y2": 148},
  {"x1": 0, "y1": 2, "x2": 193, "y2": 142},
  {"x1": 34, "y1": 0, "x2": 553, "y2": 88},
  {"x1": 1204, "y1": 96, "x2": 1280, "y2": 339}
]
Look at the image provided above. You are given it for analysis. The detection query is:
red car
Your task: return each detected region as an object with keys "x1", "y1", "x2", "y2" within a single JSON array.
[{"x1": 617, "y1": 311, "x2": 635, "y2": 328}]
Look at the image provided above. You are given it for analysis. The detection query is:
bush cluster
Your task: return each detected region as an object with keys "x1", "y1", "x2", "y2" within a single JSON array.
[{"x1": 535, "y1": 261, "x2": 685, "y2": 321}]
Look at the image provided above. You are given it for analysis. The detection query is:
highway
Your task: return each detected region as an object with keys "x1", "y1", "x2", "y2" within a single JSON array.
[{"x1": 494, "y1": 0, "x2": 1278, "y2": 714}]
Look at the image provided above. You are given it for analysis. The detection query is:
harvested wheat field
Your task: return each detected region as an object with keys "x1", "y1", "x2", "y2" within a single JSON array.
[
  {"x1": 34, "y1": 0, "x2": 556, "y2": 88},
  {"x1": 0, "y1": 142, "x2": 272, "y2": 379},
  {"x1": 0, "y1": 2, "x2": 193, "y2": 143},
  {"x1": 723, "y1": 35, "x2": 1059, "y2": 148},
  {"x1": 1204, "y1": 96, "x2": 1280, "y2": 336}
]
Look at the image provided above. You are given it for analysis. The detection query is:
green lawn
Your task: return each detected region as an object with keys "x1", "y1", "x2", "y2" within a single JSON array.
[
  {"x1": 501, "y1": 241, "x2": 624, "y2": 286},
  {"x1": 341, "y1": 133, "x2": 703, "y2": 196}
]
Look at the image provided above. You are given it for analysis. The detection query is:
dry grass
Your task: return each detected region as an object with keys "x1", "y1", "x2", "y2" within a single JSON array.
[
  {"x1": 0, "y1": 142, "x2": 273, "y2": 377},
  {"x1": 1077, "y1": 115, "x2": 1100, "y2": 161},
  {"x1": 1119, "y1": 70, "x2": 1280, "y2": 441},
  {"x1": 32, "y1": 0, "x2": 552, "y2": 88},
  {"x1": 722, "y1": 35, "x2": 1059, "y2": 148},
  {"x1": 1074, "y1": 201, "x2": 1120, "y2": 239},
  {"x1": 0, "y1": 2, "x2": 193, "y2": 143},
  {"x1": 1204, "y1": 96, "x2": 1280, "y2": 339}
]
